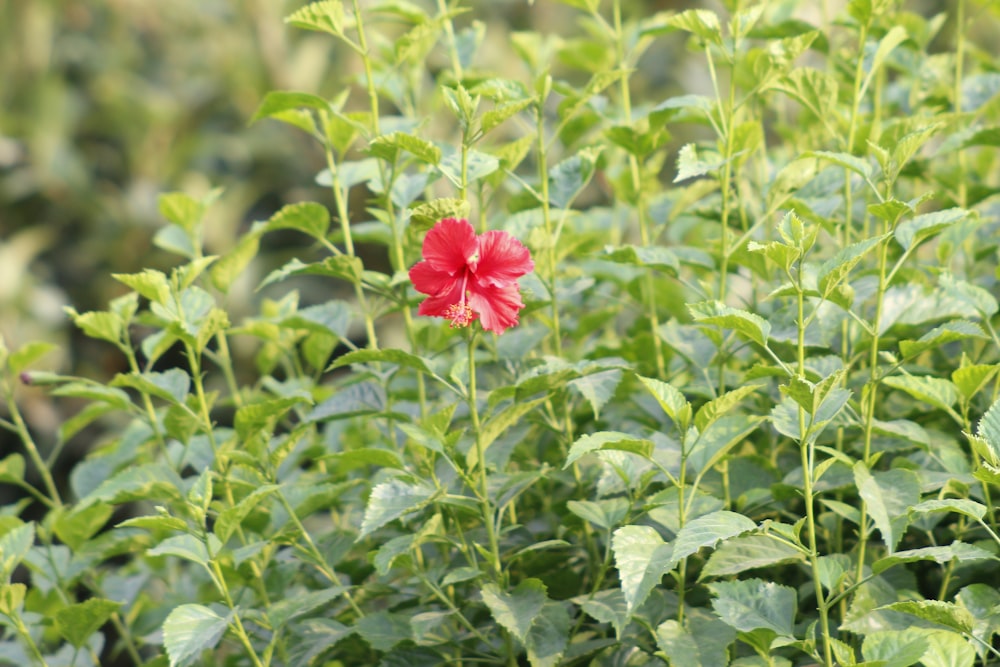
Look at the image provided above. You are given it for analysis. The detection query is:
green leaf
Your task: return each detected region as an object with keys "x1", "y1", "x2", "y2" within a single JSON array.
[
  {"x1": 214, "y1": 485, "x2": 280, "y2": 543},
  {"x1": 470, "y1": 397, "x2": 547, "y2": 469},
  {"x1": 439, "y1": 148, "x2": 499, "y2": 187},
  {"x1": 637, "y1": 375, "x2": 692, "y2": 428},
  {"x1": 805, "y1": 150, "x2": 872, "y2": 179},
  {"x1": 879, "y1": 601, "x2": 974, "y2": 634},
  {"x1": 250, "y1": 90, "x2": 332, "y2": 131},
  {"x1": 952, "y1": 364, "x2": 998, "y2": 401},
  {"x1": 602, "y1": 245, "x2": 680, "y2": 274},
  {"x1": 355, "y1": 611, "x2": 412, "y2": 652},
  {"x1": 409, "y1": 198, "x2": 470, "y2": 232},
  {"x1": 163, "y1": 603, "x2": 230, "y2": 667},
  {"x1": 565, "y1": 431, "x2": 654, "y2": 468},
  {"x1": 81, "y1": 462, "x2": 184, "y2": 508},
  {"x1": 328, "y1": 348, "x2": 437, "y2": 377},
  {"x1": 113, "y1": 269, "x2": 170, "y2": 305},
  {"x1": 265, "y1": 201, "x2": 330, "y2": 240},
  {"x1": 656, "y1": 613, "x2": 737, "y2": 667},
  {"x1": 0, "y1": 454, "x2": 25, "y2": 485},
  {"x1": 612, "y1": 525, "x2": 673, "y2": 613},
  {"x1": 853, "y1": 463, "x2": 920, "y2": 554},
  {"x1": 667, "y1": 9, "x2": 723, "y2": 45},
  {"x1": 66, "y1": 310, "x2": 123, "y2": 345},
  {"x1": 580, "y1": 589, "x2": 629, "y2": 639},
  {"x1": 52, "y1": 503, "x2": 113, "y2": 551},
  {"x1": 526, "y1": 602, "x2": 570, "y2": 667},
  {"x1": 674, "y1": 143, "x2": 726, "y2": 182},
  {"x1": 861, "y1": 26, "x2": 908, "y2": 99},
  {"x1": 689, "y1": 300, "x2": 771, "y2": 346},
  {"x1": 709, "y1": 578, "x2": 797, "y2": 637},
  {"x1": 673, "y1": 511, "x2": 756, "y2": 564},
  {"x1": 368, "y1": 131, "x2": 441, "y2": 165},
  {"x1": 701, "y1": 534, "x2": 804, "y2": 578},
  {"x1": 358, "y1": 479, "x2": 435, "y2": 539},
  {"x1": 569, "y1": 369, "x2": 623, "y2": 420},
  {"x1": 687, "y1": 414, "x2": 764, "y2": 476},
  {"x1": 817, "y1": 235, "x2": 884, "y2": 296},
  {"x1": 111, "y1": 369, "x2": 190, "y2": 405},
  {"x1": 975, "y1": 395, "x2": 1000, "y2": 466},
  {"x1": 910, "y1": 498, "x2": 987, "y2": 522},
  {"x1": 694, "y1": 384, "x2": 762, "y2": 432},
  {"x1": 872, "y1": 542, "x2": 995, "y2": 575},
  {"x1": 548, "y1": 147, "x2": 601, "y2": 209},
  {"x1": 895, "y1": 208, "x2": 968, "y2": 251},
  {"x1": 861, "y1": 629, "x2": 929, "y2": 667},
  {"x1": 0, "y1": 523, "x2": 35, "y2": 580},
  {"x1": 55, "y1": 598, "x2": 122, "y2": 648},
  {"x1": 0, "y1": 583, "x2": 25, "y2": 617},
  {"x1": 284, "y1": 1, "x2": 347, "y2": 36},
  {"x1": 481, "y1": 98, "x2": 533, "y2": 134},
  {"x1": 883, "y1": 375, "x2": 959, "y2": 412},
  {"x1": 566, "y1": 498, "x2": 629, "y2": 531},
  {"x1": 159, "y1": 192, "x2": 205, "y2": 233},
  {"x1": 481, "y1": 579, "x2": 547, "y2": 644},
  {"x1": 211, "y1": 230, "x2": 262, "y2": 293},
  {"x1": 148, "y1": 534, "x2": 211, "y2": 567},
  {"x1": 267, "y1": 587, "x2": 349, "y2": 631},
  {"x1": 921, "y1": 630, "x2": 976, "y2": 667},
  {"x1": 899, "y1": 320, "x2": 986, "y2": 359}
]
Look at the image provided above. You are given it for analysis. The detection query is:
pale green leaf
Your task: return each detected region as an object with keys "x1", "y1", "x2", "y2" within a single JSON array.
[
  {"x1": 480, "y1": 579, "x2": 547, "y2": 644},
  {"x1": 709, "y1": 578, "x2": 797, "y2": 636},
  {"x1": 163, "y1": 604, "x2": 230, "y2": 667}
]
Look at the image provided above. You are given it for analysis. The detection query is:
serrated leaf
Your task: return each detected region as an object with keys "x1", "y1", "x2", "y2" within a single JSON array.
[
  {"x1": 565, "y1": 431, "x2": 654, "y2": 468},
  {"x1": 674, "y1": 143, "x2": 726, "y2": 182},
  {"x1": 898, "y1": 320, "x2": 985, "y2": 359},
  {"x1": 702, "y1": 534, "x2": 804, "y2": 578},
  {"x1": 285, "y1": 1, "x2": 347, "y2": 36},
  {"x1": 111, "y1": 369, "x2": 190, "y2": 405},
  {"x1": 689, "y1": 301, "x2": 770, "y2": 346},
  {"x1": 113, "y1": 269, "x2": 170, "y2": 305},
  {"x1": 481, "y1": 98, "x2": 533, "y2": 134},
  {"x1": 694, "y1": 384, "x2": 762, "y2": 432},
  {"x1": 265, "y1": 201, "x2": 330, "y2": 240},
  {"x1": 66, "y1": 310, "x2": 122, "y2": 345},
  {"x1": 872, "y1": 542, "x2": 995, "y2": 575},
  {"x1": 805, "y1": 150, "x2": 872, "y2": 179},
  {"x1": 672, "y1": 511, "x2": 756, "y2": 564},
  {"x1": 580, "y1": 589, "x2": 629, "y2": 639},
  {"x1": 548, "y1": 148, "x2": 601, "y2": 209},
  {"x1": 0, "y1": 523, "x2": 34, "y2": 580},
  {"x1": 817, "y1": 235, "x2": 884, "y2": 296},
  {"x1": 667, "y1": 9, "x2": 723, "y2": 44},
  {"x1": 861, "y1": 629, "x2": 929, "y2": 667},
  {"x1": 159, "y1": 192, "x2": 204, "y2": 233},
  {"x1": 355, "y1": 611, "x2": 411, "y2": 652},
  {"x1": 55, "y1": 598, "x2": 122, "y2": 648},
  {"x1": 853, "y1": 463, "x2": 920, "y2": 554},
  {"x1": 637, "y1": 375, "x2": 692, "y2": 428},
  {"x1": 148, "y1": 534, "x2": 211, "y2": 567},
  {"x1": 602, "y1": 245, "x2": 680, "y2": 274},
  {"x1": 163, "y1": 604, "x2": 229, "y2": 667},
  {"x1": 910, "y1": 498, "x2": 987, "y2": 522},
  {"x1": 883, "y1": 375, "x2": 959, "y2": 412},
  {"x1": 526, "y1": 601, "x2": 569, "y2": 667},
  {"x1": 952, "y1": 364, "x2": 998, "y2": 400},
  {"x1": 481, "y1": 579, "x2": 547, "y2": 644},
  {"x1": 469, "y1": 397, "x2": 547, "y2": 469},
  {"x1": 368, "y1": 132, "x2": 441, "y2": 165},
  {"x1": 439, "y1": 148, "x2": 499, "y2": 187},
  {"x1": 409, "y1": 198, "x2": 470, "y2": 232},
  {"x1": 568, "y1": 369, "x2": 623, "y2": 420},
  {"x1": 709, "y1": 578, "x2": 797, "y2": 636},
  {"x1": 656, "y1": 613, "x2": 736, "y2": 667},
  {"x1": 895, "y1": 208, "x2": 968, "y2": 251},
  {"x1": 358, "y1": 479, "x2": 435, "y2": 538},
  {"x1": 880, "y1": 600, "x2": 974, "y2": 633},
  {"x1": 612, "y1": 525, "x2": 673, "y2": 613}
]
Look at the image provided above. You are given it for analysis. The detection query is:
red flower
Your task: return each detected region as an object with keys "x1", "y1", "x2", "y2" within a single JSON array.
[{"x1": 409, "y1": 218, "x2": 534, "y2": 335}]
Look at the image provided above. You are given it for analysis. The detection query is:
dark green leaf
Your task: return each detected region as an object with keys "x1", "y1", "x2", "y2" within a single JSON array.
[{"x1": 481, "y1": 579, "x2": 547, "y2": 644}]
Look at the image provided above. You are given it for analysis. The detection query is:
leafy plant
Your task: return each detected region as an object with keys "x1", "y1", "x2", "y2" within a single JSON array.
[{"x1": 3, "y1": 0, "x2": 1000, "y2": 666}]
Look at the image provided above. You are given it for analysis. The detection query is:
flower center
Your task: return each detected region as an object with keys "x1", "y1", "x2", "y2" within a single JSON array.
[{"x1": 444, "y1": 271, "x2": 474, "y2": 328}]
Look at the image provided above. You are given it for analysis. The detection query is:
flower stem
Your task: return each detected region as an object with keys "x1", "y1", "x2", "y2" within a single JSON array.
[{"x1": 467, "y1": 333, "x2": 503, "y2": 582}]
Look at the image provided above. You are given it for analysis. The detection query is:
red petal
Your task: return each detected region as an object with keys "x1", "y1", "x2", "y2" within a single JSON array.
[
  {"x1": 473, "y1": 230, "x2": 534, "y2": 288},
  {"x1": 417, "y1": 278, "x2": 469, "y2": 319},
  {"x1": 421, "y1": 218, "x2": 479, "y2": 273},
  {"x1": 468, "y1": 283, "x2": 525, "y2": 335},
  {"x1": 409, "y1": 261, "x2": 459, "y2": 297}
]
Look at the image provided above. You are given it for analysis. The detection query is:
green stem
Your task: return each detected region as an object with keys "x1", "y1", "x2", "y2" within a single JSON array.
[
  {"x1": 467, "y1": 334, "x2": 503, "y2": 582},
  {"x1": 208, "y1": 560, "x2": 266, "y2": 667},
  {"x1": 797, "y1": 264, "x2": 834, "y2": 667},
  {"x1": 612, "y1": 0, "x2": 664, "y2": 376},
  {"x1": 3, "y1": 379, "x2": 61, "y2": 507}
]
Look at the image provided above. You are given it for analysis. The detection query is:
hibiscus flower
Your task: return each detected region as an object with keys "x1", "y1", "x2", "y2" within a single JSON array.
[{"x1": 409, "y1": 218, "x2": 534, "y2": 335}]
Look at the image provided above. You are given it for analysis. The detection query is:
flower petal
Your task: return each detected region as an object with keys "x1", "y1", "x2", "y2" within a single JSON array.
[
  {"x1": 421, "y1": 218, "x2": 479, "y2": 273},
  {"x1": 468, "y1": 283, "x2": 525, "y2": 335},
  {"x1": 417, "y1": 279, "x2": 470, "y2": 320},
  {"x1": 473, "y1": 230, "x2": 534, "y2": 288},
  {"x1": 409, "y1": 261, "x2": 459, "y2": 297}
]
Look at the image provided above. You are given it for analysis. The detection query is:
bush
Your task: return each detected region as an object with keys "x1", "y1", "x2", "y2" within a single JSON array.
[{"x1": 3, "y1": 1, "x2": 1000, "y2": 666}]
